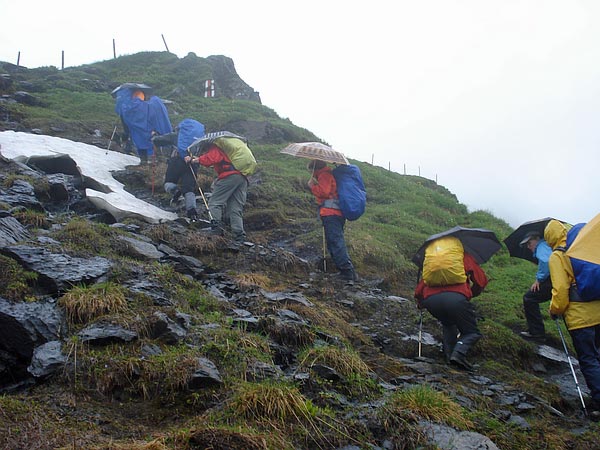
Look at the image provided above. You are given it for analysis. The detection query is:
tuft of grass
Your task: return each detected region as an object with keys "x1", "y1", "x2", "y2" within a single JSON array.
[
  {"x1": 51, "y1": 218, "x2": 117, "y2": 256},
  {"x1": 59, "y1": 282, "x2": 127, "y2": 324},
  {"x1": 383, "y1": 384, "x2": 473, "y2": 430},
  {"x1": 228, "y1": 382, "x2": 321, "y2": 426},
  {"x1": 13, "y1": 209, "x2": 50, "y2": 228},
  {"x1": 181, "y1": 427, "x2": 269, "y2": 450},
  {"x1": 232, "y1": 272, "x2": 276, "y2": 290},
  {"x1": 297, "y1": 345, "x2": 371, "y2": 380},
  {"x1": 0, "y1": 254, "x2": 38, "y2": 301}
]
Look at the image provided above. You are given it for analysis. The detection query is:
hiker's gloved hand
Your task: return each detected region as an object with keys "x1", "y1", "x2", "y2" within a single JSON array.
[
  {"x1": 551, "y1": 314, "x2": 561, "y2": 321},
  {"x1": 184, "y1": 155, "x2": 195, "y2": 164}
]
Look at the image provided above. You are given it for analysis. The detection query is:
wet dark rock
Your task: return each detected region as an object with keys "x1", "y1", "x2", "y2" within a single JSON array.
[
  {"x1": 27, "y1": 340, "x2": 66, "y2": 378},
  {"x1": 140, "y1": 343, "x2": 163, "y2": 358},
  {"x1": 0, "y1": 297, "x2": 65, "y2": 386},
  {"x1": 311, "y1": 364, "x2": 341, "y2": 381},
  {"x1": 276, "y1": 308, "x2": 307, "y2": 324},
  {"x1": 260, "y1": 289, "x2": 313, "y2": 307},
  {"x1": 13, "y1": 91, "x2": 41, "y2": 106},
  {"x1": 117, "y1": 235, "x2": 163, "y2": 260},
  {"x1": 507, "y1": 415, "x2": 531, "y2": 430},
  {"x1": 246, "y1": 360, "x2": 284, "y2": 382},
  {"x1": 169, "y1": 254, "x2": 205, "y2": 277},
  {"x1": 126, "y1": 279, "x2": 172, "y2": 306},
  {"x1": 516, "y1": 402, "x2": 536, "y2": 411},
  {"x1": 420, "y1": 421, "x2": 500, "y2": 450},
  {"x1": 149, "y1": 311, "x2": 187, "y2": 344},
  {"x1": 0, "y1": 179, "x2": 42, "y2": 210},
  {"x1": 77, "y1": 322, "x2": 138, "y2": 345},
  {"x1": 0, "y1": 245, "x2": 111, "y2": 293},
  {"x1": 232, "y1": 316, "x2": 260, "y2": 332},
  {"x1": 0, "y1": 215, "x2": 30, "y2": 246},
  {"x1": 188, "y1": 357, "x2": 223, "y2": 388}
]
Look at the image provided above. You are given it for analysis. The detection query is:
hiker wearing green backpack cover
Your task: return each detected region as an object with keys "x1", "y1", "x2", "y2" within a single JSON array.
[
  {"x1": 188, "y1": 143, "x2": 248, "y2": 249},
  {"x1": 545, "y1": 219, "x2": 600, "y2": 421}
]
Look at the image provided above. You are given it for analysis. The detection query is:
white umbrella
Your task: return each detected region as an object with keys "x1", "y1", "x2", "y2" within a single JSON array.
[{"x1": 280, "y1": 142, "x2": 349, "y2": 165}]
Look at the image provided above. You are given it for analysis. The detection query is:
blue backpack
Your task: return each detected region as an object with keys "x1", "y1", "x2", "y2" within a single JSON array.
[
  {"x1": 559, "y1": 223, "x2": 600, "y2": 301},
  {"x1": 332, "y1": 164, "x2": 366, "y2": 221}
]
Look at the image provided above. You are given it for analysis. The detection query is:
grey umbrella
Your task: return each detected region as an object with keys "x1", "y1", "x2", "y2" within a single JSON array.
[{"x1": 412, "y1": 226, "x2": 502, "y2": 268}]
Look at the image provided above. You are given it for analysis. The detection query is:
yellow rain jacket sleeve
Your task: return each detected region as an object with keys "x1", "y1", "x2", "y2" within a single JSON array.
[{"x1": 544, "y1": 220, "x2": 600, "y2": 330}]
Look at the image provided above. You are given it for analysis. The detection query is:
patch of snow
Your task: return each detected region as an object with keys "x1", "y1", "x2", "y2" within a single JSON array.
[{"x1": 0, "y1": 131, "x2": 177, "y2": 223}]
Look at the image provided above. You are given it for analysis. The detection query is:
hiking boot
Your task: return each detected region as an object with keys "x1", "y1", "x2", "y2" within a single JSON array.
[
  {"x1": 169, "y1": 189, "x2": 182, "y2": 206},
  {"x1": 187, "y1": 208, "x2": 199, "y2": 222},
  {"x1": 200, "y1": 220, "x2": 224, "y2": 236},
  {"x1": 450, "y1": 352, "x2": 474, "y2": 372},
  {"x1": 226, "y1": 241, "x2": 241, "y2": 252},
  {"x1": 338, "y1": 269, "x2": 357, "y2": 282},
  {"x1": 520, "y1": 331, "x2": 545, "y2": 341},
  {"x1": 589, "y1": 399, "x2": 600, "y2": 422}
]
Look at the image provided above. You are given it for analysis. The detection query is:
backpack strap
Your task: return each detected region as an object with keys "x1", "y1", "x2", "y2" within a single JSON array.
[{"x1": 553, "y1": 246, "x2": 584, "y2": 301}]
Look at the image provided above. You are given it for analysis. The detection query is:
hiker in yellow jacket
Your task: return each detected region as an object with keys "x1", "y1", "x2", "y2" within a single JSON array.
[{"x1": 544, "y1": 219, "x2": 600, "y2": 421}]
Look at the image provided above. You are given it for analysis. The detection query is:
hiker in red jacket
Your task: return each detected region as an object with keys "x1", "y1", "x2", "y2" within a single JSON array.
[
  {"x1": 188, "y1": 144, "x2": 247, "y2": 249},
  {"x1": 414, "y1": 251, "x2": 488, "y2": 371},
  {"x1": 307, "y1": 159, "x2": 356, "y2": 282}
]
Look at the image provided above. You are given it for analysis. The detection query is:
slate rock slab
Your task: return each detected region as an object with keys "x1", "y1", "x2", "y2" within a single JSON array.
[{"x1": 0, "y1": 245, "x2": 111, "y2": 292}]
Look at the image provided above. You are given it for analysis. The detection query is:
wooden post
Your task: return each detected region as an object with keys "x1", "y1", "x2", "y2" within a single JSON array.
[
  {"x1": 16, "y1": 51, "x2": 20, "y2": 67},
  {"x1": 371, "y1": 154, "x2": 374, "y2": 165},
  {"x1": 113, "y1": 39, "x2": 116, "y2": 59},
  {"x1": 161, "y1": 34, "x2": 170, "y2": 53},
  {"x1": 61, "y1": 51, "x2": 64, "y2": 70},
  {"x1": 435, "y1": 174, "x2": 438, "y2": 184},
  {"x1": 388, "y1": 161, "x2": 391, "y2": 171},
  {"x1": 418, "y1": 166, "x2": 421, "y2": 177},
  {"x1": 403, "y1": 164, "x2": 406, "y2": 175}
]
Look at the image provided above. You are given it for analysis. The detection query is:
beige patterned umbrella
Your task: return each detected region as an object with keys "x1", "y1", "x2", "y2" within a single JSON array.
[{"x1": 280, "y1": 142, "x2": 349, "y2": 165}]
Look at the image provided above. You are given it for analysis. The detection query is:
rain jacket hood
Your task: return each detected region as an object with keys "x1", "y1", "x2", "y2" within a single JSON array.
[{"x1": 544, "y1": 219, "x2": 567, "y2": 250}]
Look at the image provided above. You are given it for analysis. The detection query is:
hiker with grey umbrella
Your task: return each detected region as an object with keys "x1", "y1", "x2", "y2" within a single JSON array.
[{"x1": 412, "y1": 227, "x2": 501, "y2": 371}]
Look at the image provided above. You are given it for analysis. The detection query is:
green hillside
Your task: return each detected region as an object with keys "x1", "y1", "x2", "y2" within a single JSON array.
[{"x1": 1, "y1": 51, "x2": 597, "y2": 449}]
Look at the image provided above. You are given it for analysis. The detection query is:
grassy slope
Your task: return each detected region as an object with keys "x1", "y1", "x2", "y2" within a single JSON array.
[
  {"x1": 1, "y1": 52, "x2": 592, "y2": 448},
  {"x1": 0, "y1": 49, "x2": 559, "y2": 369}
]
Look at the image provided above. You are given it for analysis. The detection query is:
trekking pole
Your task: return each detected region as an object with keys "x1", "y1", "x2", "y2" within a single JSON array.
[
  {"x1": 322, "y1": 226, "x2": 327, "y2": 272},
  {"x1": 418, "y1": 309, "x2": 423, "y2": 358},
  {"x1": 187, "y1": 148, "x2": 214, "y2": 222},
  {"x1": 105, "y1": 125, "x2": 118, "y2": 155},
  {"x1": 555, "y1": 317, "x2": 588, "y2": 416},
  {"x1": 151, "y1": 150, "x2": 156, "y2": 196}
]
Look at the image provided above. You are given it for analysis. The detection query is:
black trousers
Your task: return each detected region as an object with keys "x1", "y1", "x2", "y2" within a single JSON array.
[
  {"x1": 422, "y1": 291, "x2": 482, "y2": 359},
  {"x1": 164, "y1": 156, "x2": 197, "y2": 195},
  {"x1": 523, "y1": 278, "x2": 552, "y2": 336}
]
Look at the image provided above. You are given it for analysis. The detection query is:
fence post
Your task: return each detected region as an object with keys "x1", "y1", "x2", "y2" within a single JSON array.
[
  {"x1": 61, "y1": 51, "x2": 64, "y2": 70},
  {"x1": 403, "y1": 164, "x2": 406, "y2": 175},
  {"x1": 16, "y1": 51, "x2": 20, "y2": 67},
  {"x1": 162, "y1": 34, "x2": 170, "y2": 53},
  {"x1": 113, "y1": 39, "x2": 116, "y2": 59}
]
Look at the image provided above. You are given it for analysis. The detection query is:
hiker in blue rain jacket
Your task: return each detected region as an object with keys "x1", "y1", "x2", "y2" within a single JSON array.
[{"x1": 115, "y1": 88, "x2": 172, "y2": 164}]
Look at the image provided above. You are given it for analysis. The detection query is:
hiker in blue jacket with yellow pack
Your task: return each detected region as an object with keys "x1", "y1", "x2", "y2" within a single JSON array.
[
  {"x1": 307, "y1": 159, "x2": 357, "y2": 282},
  {"x1": 545, "y1": 219, "x2": 600, "y2": 421},
  {"x1": 519, "y1": 231, "x2": 553, "y2": 340}
]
